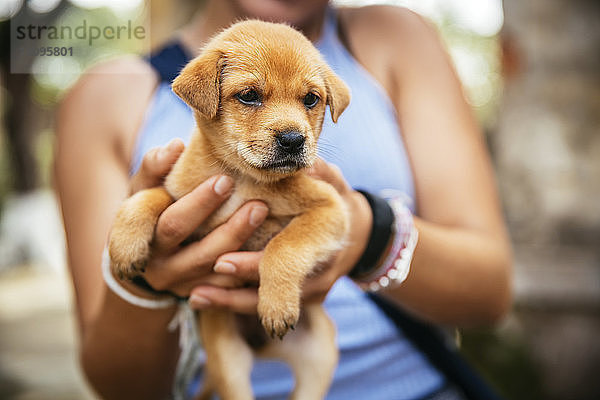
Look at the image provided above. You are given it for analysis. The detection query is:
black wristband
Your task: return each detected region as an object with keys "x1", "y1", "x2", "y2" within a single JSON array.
[{"x1": 349, "y1": 190, "x2": 395, "y2": 280}]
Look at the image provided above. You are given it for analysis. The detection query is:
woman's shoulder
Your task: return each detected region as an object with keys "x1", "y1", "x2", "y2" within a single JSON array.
[
  {"x1": 339, "y1": 4, "x2": 439, "y2": 47},
  {"x1": 61, "y1": 56, "x2": 157, "y2": 115},
  {"x1": 338, "y1": 5, "x2": 447, "y2": 96},
  {"x1": 57, "y1": 56, "x2": 158, "y2": 164}
]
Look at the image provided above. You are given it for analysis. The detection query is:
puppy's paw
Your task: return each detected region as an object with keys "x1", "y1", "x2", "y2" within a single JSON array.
[
  {"x1": 108, "y1": 235, "x2": 150, "y2": 280},
  {"x1": 258, "y1": 296, "x2": 300, "y2": 339},
  {"x1": 108, "y1": 202, "x2": 157, "y2": 280}
]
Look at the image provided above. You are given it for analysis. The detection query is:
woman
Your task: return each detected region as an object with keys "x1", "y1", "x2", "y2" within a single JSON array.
[{"x1": 55, "y1": 0, "x2": 512, "y2": 399}]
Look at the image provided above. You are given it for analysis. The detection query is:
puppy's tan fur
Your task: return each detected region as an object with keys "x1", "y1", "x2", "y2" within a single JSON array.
[{"x1": 109, "y1": 20, "x2": 350, "y2": 400}]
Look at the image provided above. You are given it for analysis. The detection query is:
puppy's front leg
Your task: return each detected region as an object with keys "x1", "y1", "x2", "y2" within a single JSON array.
[
  {"x1": 258, "y1": 193, "x2": 347, "y2": 339},
  {"x1": 108, "y1": 187, "x2": 173, "y2": 279}
]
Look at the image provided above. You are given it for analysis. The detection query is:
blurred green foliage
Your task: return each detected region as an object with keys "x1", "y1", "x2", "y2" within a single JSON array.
[
  {"x1": 436, "y1": 16, "x2": 503, "y2": 127},
  {"x1": 0, "y1": 2, "x2": 147, "y2": 207},
  {"x1": 0, "y1": 127, "x2": 10, "y2": 213},
  {"x1": 32, "y1": 4, "x2": 148, "y2": 106}
]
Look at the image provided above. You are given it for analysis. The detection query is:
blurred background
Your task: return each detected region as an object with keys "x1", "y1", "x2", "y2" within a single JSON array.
[{"x1": 0, "y1": 0, "x2": 598, "y2": 399}]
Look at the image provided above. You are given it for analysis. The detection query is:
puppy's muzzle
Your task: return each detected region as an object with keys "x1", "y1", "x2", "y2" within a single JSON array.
[{"x1": 275, "y1": 131, "x2": 305, "y2": 155}]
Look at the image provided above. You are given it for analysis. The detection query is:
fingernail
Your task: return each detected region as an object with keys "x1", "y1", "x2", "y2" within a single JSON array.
[
  {"x1": 167, "y1": 138, "x2": 182, "y2": 151},
  {"x1": 189, "y1": 294, "x2": 211, "y2": 308},
  {"x1": 214, "y1": 176, "x2": 233, "y2": 196},
  {"x1": 214, "y1": 261, "x2": 236, "y2": 274},
  {"x1": 249, "y1": 205, "x2": 269, "y2": 227},
  {"x1": 158, "y1": 140, "x2": 182, "y2": 162}
]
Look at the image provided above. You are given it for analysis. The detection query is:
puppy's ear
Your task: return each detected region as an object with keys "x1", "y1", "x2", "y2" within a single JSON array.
[
  {"x1": 324, "y1": 69, "x2": 351, "y2": 123},
  {"x1": 172, "y1": 50, "x2": 222, "y2": 118}
]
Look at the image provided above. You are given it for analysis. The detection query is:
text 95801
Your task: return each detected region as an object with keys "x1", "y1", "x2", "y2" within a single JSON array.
[{"x1": 36, "y1": 47, "x2": 74, "y2": 56}]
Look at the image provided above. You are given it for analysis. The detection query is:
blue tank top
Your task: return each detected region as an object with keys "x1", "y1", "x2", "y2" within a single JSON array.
[{"x1": 134, "y1": 9, "x2": 444, "y2": 400}]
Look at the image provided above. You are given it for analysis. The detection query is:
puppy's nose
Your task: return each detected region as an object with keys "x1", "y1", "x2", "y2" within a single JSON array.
[{"x1": 276, "y1": 131, "x2": 305, "y2": 154}]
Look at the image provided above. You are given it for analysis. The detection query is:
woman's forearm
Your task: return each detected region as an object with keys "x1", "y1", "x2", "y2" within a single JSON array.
[
  {"x1": 80, "y1": 285, "x2": 180, "y2": 400},
  {"x1": 382, "y1": 217, "x2": 512, "y2": 327}
]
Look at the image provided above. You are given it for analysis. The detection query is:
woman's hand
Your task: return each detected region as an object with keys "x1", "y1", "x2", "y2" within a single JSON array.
[
  {"x1": 120, "y1": 139, "x2": 269, "y2": 301},
  {"x1": 304, "y1": 159, "x2": 372, "y2": 301},
  {"x1": 188, "y1": 159, "x2": 373, "y2": 311}
]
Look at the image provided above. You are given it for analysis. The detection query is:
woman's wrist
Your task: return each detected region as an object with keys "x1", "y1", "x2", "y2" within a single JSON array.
[
  {"x1": 348, "y1": 190, "x2": 395, "y2": 279},
  {"x1": 337, "y1": 190, "x2": 373, "y2": 277},
  {"x1": 348, "y1": 191, "x2": 418, "y2": 291}
]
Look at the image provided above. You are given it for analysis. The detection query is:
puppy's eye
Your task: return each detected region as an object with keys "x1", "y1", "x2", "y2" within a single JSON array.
[
  {"x1": 236, "y1": 89, "x2": 261, "y2": 106},
  {"x1": 303, "y1": 92, "x2": 320, "y2": 109}
]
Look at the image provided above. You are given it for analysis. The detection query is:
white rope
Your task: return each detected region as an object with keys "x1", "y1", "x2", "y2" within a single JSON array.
[
  {"x1": 102, "y1": 247, "x2": 204, "y2": 399},
  {"x1": 101, "y1": 247, "x2": 177, "y2": 309}
]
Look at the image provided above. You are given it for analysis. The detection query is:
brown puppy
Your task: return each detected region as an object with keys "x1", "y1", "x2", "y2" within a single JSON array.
[{"x1": 108, "y1": 20, "x2": 350, "y2": 400}]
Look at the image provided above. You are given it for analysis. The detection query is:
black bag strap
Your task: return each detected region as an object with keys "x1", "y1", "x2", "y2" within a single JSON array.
[{"x1": 368, "y1": 294, "x2": 503, "y2": 400}]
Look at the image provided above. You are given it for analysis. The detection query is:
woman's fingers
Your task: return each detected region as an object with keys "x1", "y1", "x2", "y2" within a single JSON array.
[
  {"x1": 129, "y1": 139, "x2": 185, "y2": 193},
  {"x1": 189, "y1": 286, "x2": 259, "y2": 315},
  {"x1": 163, "y1": 201, "x2": 267, "y2": 272},
  {"x1": 214, "y1": 251, "x2": 263, "y2": 282},
  {"x1": 144, "y1": 201, "x2": 268, "y2": 291},
  {"x1": 167, "y1": 250, "x2": 263, "y2": 299},
  {"x1": 153, "y1": 175, "x2": 235, "y2": 252},
  {"x1": 168, "y1": 274, "x2": 245, "y2": 298}
]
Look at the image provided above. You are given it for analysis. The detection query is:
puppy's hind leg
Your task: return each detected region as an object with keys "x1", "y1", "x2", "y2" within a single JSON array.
[
  {"x1": 259, "y1": 304, "x2": 338, "y2": 400},
  {"x1": 108, "y1": 187, "x2": 173, "y2": 279},
  {"x1": 198, "y1": 310, "x2": 254, "y2": 400}
]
